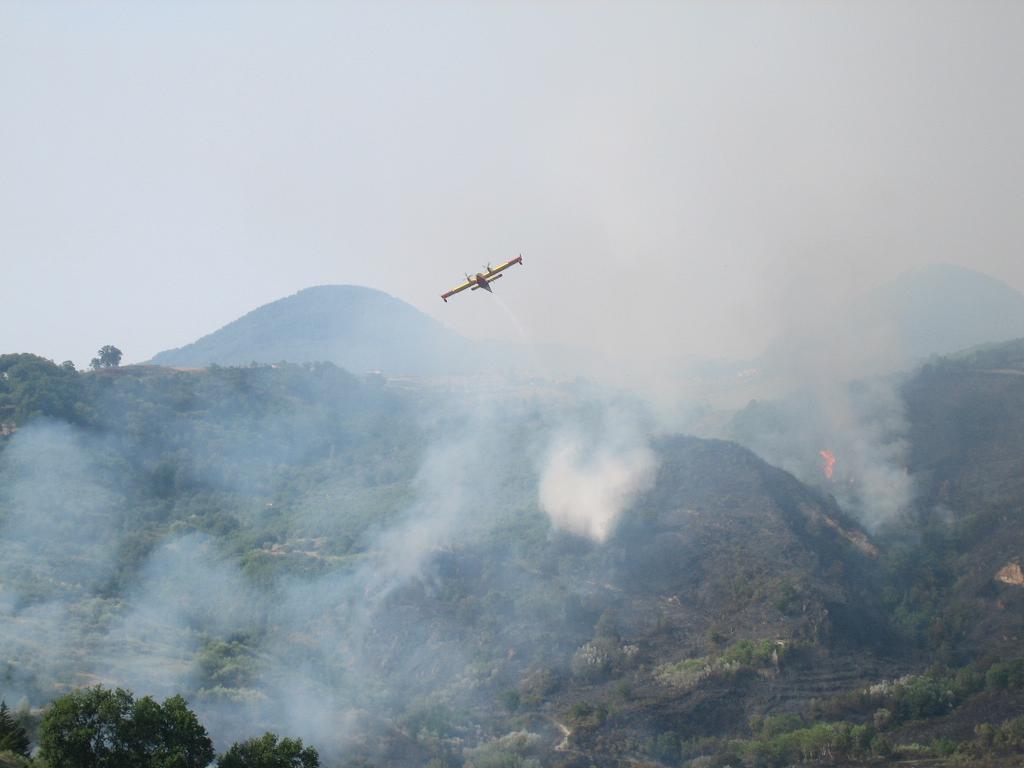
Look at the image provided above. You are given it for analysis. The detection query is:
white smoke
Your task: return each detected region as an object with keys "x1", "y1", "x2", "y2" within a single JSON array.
[
  {"x1": 0, "y1": 421, "x2": 122, "y2": 700},
  {"x1": 0, "y1": 384, "x2": 665, "y2": 757},
  {"x1": 538, "y1": 417, "x2": 658, "y2": 542},
  {"x1": 727, "y1": 373, "x2": 913, "y2": 531},
  {"x1": 823, "y1": 376, "x2": 914, "y2": 529},
  {"x1": 96, "y1": 534, "x2": 258, "y2": 701}
]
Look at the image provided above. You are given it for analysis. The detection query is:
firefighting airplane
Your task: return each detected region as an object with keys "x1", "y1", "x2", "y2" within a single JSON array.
[{"x1": 440, "y1": 255, "x2": 523, "y2": 302}]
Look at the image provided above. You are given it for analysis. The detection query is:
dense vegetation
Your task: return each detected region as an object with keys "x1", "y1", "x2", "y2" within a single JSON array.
[{"x1": 0, "y1": 353, "x2": 425, "y2": 579}]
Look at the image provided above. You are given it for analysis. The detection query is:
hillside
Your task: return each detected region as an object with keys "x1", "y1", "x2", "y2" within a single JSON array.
[
  {"x1": 149, "y1": 285, "x2": 508, "y2": 375},
  {"x1": 902, "y1": 339, "x2": 1024, "y2": 660},
  {"x1": 0, "y1": 356, "x2": 900, "y2": 765},
  {"x1": 728, "y1": 336, "x2": 1024, "y2": 658},
  {"x1": 516, "y1": 436, "x2": 894, "y2": 761},
  {"x1": 6, "y1": 353, "x2": 1024, "y2": 766}
]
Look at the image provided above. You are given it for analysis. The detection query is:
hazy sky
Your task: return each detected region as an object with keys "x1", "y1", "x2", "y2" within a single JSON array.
[{"x1": 2, "y1": 1, "x2": 1023, "y2": 368}]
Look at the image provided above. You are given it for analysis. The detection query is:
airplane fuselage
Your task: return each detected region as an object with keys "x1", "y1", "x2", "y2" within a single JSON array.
[{"x1": 440, "y1": 254, "x2": 521, "y2": 302}]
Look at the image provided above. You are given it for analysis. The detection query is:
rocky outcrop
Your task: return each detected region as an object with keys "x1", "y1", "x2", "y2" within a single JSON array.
[{"x1": 996, "y1": 562, "x2": 1024, "y2": 586}]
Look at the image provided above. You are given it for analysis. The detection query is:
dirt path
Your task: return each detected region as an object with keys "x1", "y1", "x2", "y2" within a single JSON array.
[{"x1": 546, "y1": 716, "x2": 572, "y2": 751}]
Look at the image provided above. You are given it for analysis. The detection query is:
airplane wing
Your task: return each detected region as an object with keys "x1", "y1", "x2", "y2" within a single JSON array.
[
  {"x1": 442, "y1": 255, "x2": 522, "y2": 302},
  {"x1": 482, "y1": 254, "x2": 524, "y2": 280},
  {"x1": 441, "y1": 279, "x2": 474, "y2": 302}
]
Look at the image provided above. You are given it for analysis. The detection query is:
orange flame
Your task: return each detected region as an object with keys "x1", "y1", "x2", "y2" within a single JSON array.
[{"x1": 819, "y1": 449, "x2": 836, "y2": 480}]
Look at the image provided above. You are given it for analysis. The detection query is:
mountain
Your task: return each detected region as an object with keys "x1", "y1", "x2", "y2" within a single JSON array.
[
  {"x1": 856, "y1": 263, "x2": 1024, "y2": 362},
  {"x1": 747, "y1": 263, "x2": 1024, "y2": 385},
  {"x1": 669, "y1": 263, "x2": 1024, "y2": 416},
  {"x1": 149, "y1": 285, "x2": 505, "y2": 375}
]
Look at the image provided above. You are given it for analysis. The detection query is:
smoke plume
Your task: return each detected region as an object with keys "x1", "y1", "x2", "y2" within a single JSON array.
[{"x1": 538, "y1": 414, "x2": 658, "y2": 542}]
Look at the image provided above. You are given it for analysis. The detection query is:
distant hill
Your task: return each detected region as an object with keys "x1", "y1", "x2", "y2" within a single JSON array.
[
  {"x1": 858, "y1": 263, "x2": 1024, "y2": 362},
  {"x1": 149, "y1": 285, "x2": 508, "y2": 375},
  {"x1": 753, "y1": 263, "x2": 1024, "y2": 382}
]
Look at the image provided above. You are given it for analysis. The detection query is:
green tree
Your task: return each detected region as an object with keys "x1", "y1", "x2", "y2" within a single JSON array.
[
  {"x1": 90, "y1": 346, "x2": 123, "y2": 369},
  {"x1": 140, "y1": 694, "x2": 216, "y2": 768},
  {"x1": 0, "y1": 352, "x2": 84, "y2": 425},
  {"x1": 218, "y1": 732, "x2": 320, "y2": 768},
  {"x1": 38, "y1": 686, "x2": 213, "y2": 768},
  {"x1": 0, "y1": 701, "x2": 30, "y2": 757}
]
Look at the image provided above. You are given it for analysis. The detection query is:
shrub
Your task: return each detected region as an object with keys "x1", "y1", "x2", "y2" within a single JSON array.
[
  {"x1": 565, "y1": 702, "x2": 606, "y2": 730},
  {"x1": 758, "y1": 714, "x2": 803, "y2": 739},
  {"x1": 985, "y1": 659, "x2": 1024, "y2": 691},
  {"x1": 499, "y1": 690, "x2": 520, "y2": 713},
  {"x1": 463, "y1": 731, "x2": 541, "y2": 768},
  {"x1": 571, "y1": 637, "x2": 628, "y2": 681}
]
